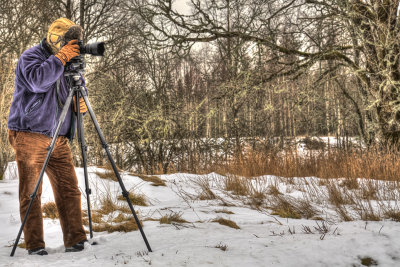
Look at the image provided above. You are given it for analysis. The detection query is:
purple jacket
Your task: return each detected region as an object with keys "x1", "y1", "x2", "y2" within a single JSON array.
[{"x1": 8, "y1": 39, "x2": 86, "y2": 139}]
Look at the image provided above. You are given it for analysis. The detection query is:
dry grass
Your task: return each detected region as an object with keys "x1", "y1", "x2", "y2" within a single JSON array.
[
  {"x1": 194, "y1": 177, "x2": 216, "y2": 200},
  {"x1": 355, "y1": 201, "x2": 381, "y2": 221},
  {"x1": 159, "y1": 212, "x2": 188, "y2": 224},
  {"x1": 204, "y1": 146, "x2": 400, "y2": 182},
  {"x1": 131, "y1": 173, "x2": 166, "y2": 186},
  {"x1": 92, "y1": 220, "x2": 140, "y2": 233},
  {"x1": 360, "y1": 181, "x2": 379, "y2": 200},
  {"x1": 101, "y1": 162, "x2": 122, "y2": 172},
  {"x1": 83, "y1": 190, "x2": 143, "y2": 233},
  {"x1": 248, "y1": 191, "x2": 266, "y2": 208},
  {"x1": 82, "y1": 210, "x2": 103, "y2": 225},
  {"x1": 224, "y1": 174, "x2": 250, "y2": 196},
  {"x1": 95, "y1": 170, "x2": 118, "y2": 182},
  {"x1": 153, "y1": 142, "x2": 400, "y2": 223},
  {"x1": 42, "y1": 202, "x2": 59, "y2": 219},
  {"x1": 270, "y1": 196, "x2": 302, "y2": 219},
  {"x1": 212, "y1": 217, "x2": 240, "y2": 229},
  {"x1": 267, "y1": 184, "x2": 283, "y2": 196},
  {"x1": 327, "y1": 182, "x2": 354, "y2": 206},
  {"x1": 117, "y1": 192, "x2": 148, "y2": 206},
  {"x1": 82, "y1": 211, "x2": 104, "y2": 226},
  {"x1": 340, "y1": 178, "x2": 359, "y2": 190},
  {"x1": 94, "y1": 162, "x2": 123, "y2": 182},
  {"x1": 97, "y1": 195, "x2": 119, "y2": 215},
  {"x1": 384, "y1": 210, "x2": 400, "y2": 222},
  {"x1": 174, "y1": 152, "x2": 400, "y2": 222},
  {"x1": 215, "y1": 209, "x2": 234, "y2": 214},
  {"x1": 84, "y1": 141, "x2": 400, "y2": 227},
  {"x1": 94, "y1": 192, "x2": 135, "y2": 215},
  {"x1": 113, "y1": 213, "x2": 128, "y2": 223}
]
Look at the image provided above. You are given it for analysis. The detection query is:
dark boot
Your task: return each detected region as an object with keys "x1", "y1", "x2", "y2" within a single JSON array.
[
  {"x1": 28, "y1": 247, "x2": 48, "y2": 256},
  {"x1": 65, "y1": 240, "x2": 88, "y2": 252}
]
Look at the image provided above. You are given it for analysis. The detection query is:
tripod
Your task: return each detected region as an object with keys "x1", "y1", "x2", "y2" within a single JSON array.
[{"x1": 10, "y1": 56, "x2": 152, "y2": 256}]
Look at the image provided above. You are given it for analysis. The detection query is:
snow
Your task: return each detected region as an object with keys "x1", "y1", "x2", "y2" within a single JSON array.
[{"x1": 1, "y1": 164, "x2": 400, "y2": 266}]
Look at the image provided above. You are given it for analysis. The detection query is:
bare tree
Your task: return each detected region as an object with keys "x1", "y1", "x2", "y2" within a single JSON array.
[{"x1": 128, "y1": 0, "x2": 400, "y2": 147}]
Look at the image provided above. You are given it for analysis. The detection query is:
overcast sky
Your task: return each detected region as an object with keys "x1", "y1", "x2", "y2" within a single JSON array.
[{"x1": 174, "y1": 0, "x2": 191, "y2": 14}]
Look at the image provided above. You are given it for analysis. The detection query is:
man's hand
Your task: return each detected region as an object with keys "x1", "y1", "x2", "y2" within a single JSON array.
[
  {"x1": 55, "y1": 40, "x2": 80, "y2": 65},
  {"x1": 73, "y1": 95, "x2": 88, "y2": 113}
]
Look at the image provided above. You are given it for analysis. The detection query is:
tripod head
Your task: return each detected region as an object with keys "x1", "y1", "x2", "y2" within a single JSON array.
[{"x1": 64, "y1": 55, "x2": 86, "y2": 86}]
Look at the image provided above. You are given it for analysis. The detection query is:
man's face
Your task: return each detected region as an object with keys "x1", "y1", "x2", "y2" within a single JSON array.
[{"x1": 48, "y1": 33, "x2": 64, "y2": 51}]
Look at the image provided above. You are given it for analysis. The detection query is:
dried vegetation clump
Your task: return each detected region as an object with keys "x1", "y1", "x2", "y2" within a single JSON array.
[
  {"x1": 193, "y1": 177, "x2": 216, "y2": 200},
  {"x1": 42, "y1": 202, "x2": 59, "y2": 219},
  {"x1": 95, "y1": 163, "x2": 123, "y2": 182},
  {"x1": 95, "y1": 169, "x2": 118, "y2": 182},
  {"x1": 159, "y1": 212, "x2": 188, "y2": 224},
  {"x1": 92, "y1": 220, "x2": 140, "y2": 233},
  {"x1": 212, "y1": 217, "x2": 240, "y2": 229},
  {"x1": 269, "y1": 196, "x2": 317, "y2": 219},
  {"x1": 131, "y1": 173, "x2": 166, "y2": 187},
  {"x1": 82, "y1": 191, "x2": 144, "y2": 233},
  {"x1": 215, "y1": 209, "x2": 234, "y2": 214},
  {"x1": 117, "y1": 192, "x2": 148, "y2": 206}
]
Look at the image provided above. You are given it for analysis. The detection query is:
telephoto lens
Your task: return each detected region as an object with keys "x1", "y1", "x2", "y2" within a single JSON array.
[{"x1": 78, "y1": 40, "x2": 105, "y2": 56}]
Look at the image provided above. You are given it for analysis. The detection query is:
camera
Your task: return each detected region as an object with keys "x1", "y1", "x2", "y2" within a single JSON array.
[{"x1": 78, "y1": 40, "x2": 105, "y2": 56}]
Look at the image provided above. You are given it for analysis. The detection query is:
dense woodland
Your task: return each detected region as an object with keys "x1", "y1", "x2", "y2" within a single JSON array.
[{"x1": 1, "y1": 0, "x2": 400, "y2": 176}]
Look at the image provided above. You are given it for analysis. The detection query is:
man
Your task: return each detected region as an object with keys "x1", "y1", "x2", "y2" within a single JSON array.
[{"x1": 8, "y1": 18, "x2": 89, "y2": 255}]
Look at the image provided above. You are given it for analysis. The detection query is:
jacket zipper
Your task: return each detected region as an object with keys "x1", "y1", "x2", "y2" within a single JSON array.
[{"x1": 25, "y1": 98, "x2": 42, "y2": 115}]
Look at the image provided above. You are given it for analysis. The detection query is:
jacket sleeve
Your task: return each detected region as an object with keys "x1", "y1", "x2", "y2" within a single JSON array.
[{"x1": 19, "y1": 51, "x2": 64, "y2": 93}]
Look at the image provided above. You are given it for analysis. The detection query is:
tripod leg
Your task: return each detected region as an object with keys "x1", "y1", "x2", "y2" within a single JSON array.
[
  {"x1": 75, "y1": 91, "x2": 93, "y2": 239},
  {"x1": 79, "y1": 86, "x2": 152, "y2": 252},
  {"x1": 10, "y1": 89, "x2": 75, "y2": 257}
]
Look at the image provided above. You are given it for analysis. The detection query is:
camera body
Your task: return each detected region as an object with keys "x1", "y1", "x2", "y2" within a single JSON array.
[
  {"x1": 78, "y1": 40, "x2": 105, "y2": 56},
  {"x1": 64, "y1": 40, "x2": 105, "y2": 75}
]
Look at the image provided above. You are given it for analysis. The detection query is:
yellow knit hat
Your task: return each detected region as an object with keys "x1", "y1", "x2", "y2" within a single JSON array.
[{"x1": 46, "y1": 18, "x2": 76, "y2": 53}]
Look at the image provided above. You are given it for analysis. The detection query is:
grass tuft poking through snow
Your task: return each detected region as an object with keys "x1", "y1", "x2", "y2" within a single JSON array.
[
  {"x1": 95, "y1": 169, "x2": 118, "y2": 182},
  {"x1": 117, "y1": 192, "x2": 148, "y2": 206},
  {"x1": 131, "y1": 173, "x2": 166, "y2": 186},
  {"x1": 98, "y1": 194, "x2": 119, "y2": 215},
  {"x1": 215, "y1": 208, "x2": 234, "y2": 214},
  {"x1": 212, "y1": 217, "x2": 240, "y2": 229},
  {"x1": 195, "y1": 177, "x2": 217, "y2": 200},
  {"x1": 94, "y1": 163, "x2": 123, "y2": 182},
  {"x1": 224, "y1": 174, "x2": 250, "y2": 196},
  {"x1": 42, "y1": 201, "x2": 59, "y2": 219},
  {"x1": 159, "y1": 212, "x2": 188, "y2": 224},
  {"x1": 92, "y1": 219, "x2": 140, "y2": 233}
]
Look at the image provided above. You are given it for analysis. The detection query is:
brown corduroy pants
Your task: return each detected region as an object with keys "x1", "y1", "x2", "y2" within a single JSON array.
[{"x1": 9, "y1": 130, "x2": 87, "y2": 250}]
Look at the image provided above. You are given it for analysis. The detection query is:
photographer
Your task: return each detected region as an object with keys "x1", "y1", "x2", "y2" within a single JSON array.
[{"x1": 7, "y1": 18, "x2": 89, "y2": 255}]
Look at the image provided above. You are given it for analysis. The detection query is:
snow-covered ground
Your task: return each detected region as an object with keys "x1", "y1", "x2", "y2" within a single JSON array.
[{"x1": 1, "y1": 163, "x2": 400, "y2": 266}]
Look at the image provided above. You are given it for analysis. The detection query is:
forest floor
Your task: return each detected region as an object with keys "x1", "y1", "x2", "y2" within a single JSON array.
[{"x1": 1, "y1": 163, "x2": 400, "y2": 266}]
